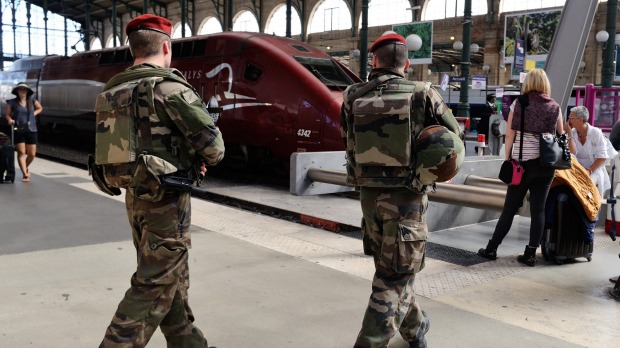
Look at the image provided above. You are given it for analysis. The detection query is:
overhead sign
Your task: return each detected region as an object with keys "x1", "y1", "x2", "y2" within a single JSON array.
[{"x1": 450, "y1": 76, "x2": 466, "y2": 82}]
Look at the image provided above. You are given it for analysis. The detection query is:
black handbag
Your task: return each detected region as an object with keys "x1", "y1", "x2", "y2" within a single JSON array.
[
  {"x1": 498, "y1": 95, "x2": 527, "y2": 185},
  {"x1": 539, "y1": 132, "x2": 571, "y2": 170}
]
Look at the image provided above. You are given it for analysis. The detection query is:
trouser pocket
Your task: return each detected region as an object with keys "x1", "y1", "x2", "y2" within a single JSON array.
[{"x1": 381, "y1": 220, "x2": 427, "y2": 274}]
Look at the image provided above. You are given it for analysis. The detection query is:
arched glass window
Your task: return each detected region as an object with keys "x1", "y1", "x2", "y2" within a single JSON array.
[
  {"x1": 172, "y1": 23, "x2": 193, "y2": 39},
  {"x1": 308, "y1": 0, "x2": 352, "y2": 34},
  {"x1": 265, "y1": 4, "x2": 302, "y2": 36},
  {"x1": 366, "y1": 0, "x2": 412, "y2": 27},
  {"x1": 90, "y1": 38, "x2": 102, "y2": 50},
  {"x1": 423, "y1": 0, "x2": 487, "y2": 20},
  {"x1": 233, "y1": 11, "x2": 260, "y2": 32},
  {"x1": 198, "y1": 17, "x2": 223, "y2": 35},
  {"x1": 1, "y1": 1, "x2": 84, "y2": 57},
  {"x1": 105, "y1": 35, "x2": 121, "y2": 48}
]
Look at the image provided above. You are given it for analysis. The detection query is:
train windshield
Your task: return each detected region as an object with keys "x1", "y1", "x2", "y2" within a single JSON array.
[{"x1": 294, "y1": 56, "x2": 354, "y2": 87}]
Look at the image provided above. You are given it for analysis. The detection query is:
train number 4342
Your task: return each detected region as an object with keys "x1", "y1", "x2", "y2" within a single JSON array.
[{"x1": 297, "y1": 129, "x2": 312, "y2": 137}]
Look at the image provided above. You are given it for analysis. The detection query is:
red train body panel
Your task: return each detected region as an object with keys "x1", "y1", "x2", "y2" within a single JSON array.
[{"x1": 0, "y1": 32, "x2": 361, "y2": 166}]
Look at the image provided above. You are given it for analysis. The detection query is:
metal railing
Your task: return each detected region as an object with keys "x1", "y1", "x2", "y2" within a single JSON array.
[{"x1": 307, "y1": 168, "x2": 508, "y2": 211}]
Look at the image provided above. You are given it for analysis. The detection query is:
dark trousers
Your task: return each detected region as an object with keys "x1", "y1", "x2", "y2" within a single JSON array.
[{"x1": 489, "y1": 159, "x2": 555, "y2": 249}]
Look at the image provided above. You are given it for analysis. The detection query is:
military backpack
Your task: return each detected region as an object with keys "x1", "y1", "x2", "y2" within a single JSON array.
[
  {"x1": 344, "y1": 74, "x2": 463, "y2": 191},
  {"x1": 89, "y1": 69, "x2": 196, "y2": 198}
]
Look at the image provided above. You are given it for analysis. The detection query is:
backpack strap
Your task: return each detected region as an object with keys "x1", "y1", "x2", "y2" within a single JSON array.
[
  {"x1": 103, "y1": 67, "x2": 192, "y2": 91},
  {"x1": 136, "y1": 77, "x2": 159, "y2": 154},
  {"x1": 347, "y1": 74, "x2": 400, "y2": 101}
]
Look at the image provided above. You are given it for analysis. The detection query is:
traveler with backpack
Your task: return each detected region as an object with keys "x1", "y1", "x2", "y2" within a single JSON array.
[
  {"x1": 341, "y1": 33, "x2": 463, "y2": 348},
  {"x1": 94, "y1": 14, "x2": 224, "y2": 347}
]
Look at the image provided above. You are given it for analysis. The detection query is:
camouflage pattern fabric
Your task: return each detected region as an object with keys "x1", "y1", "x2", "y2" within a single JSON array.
[
  {"x1": 100, "y1": 190, "x2": 207, "y2": 348},
  {"x1": 99, "y1": 64, "x2": 224, "y2": 347},
  {"x1": 354, "y1": 186, "x2": 429, "y2": 348},
  {"x1": 413, "y1": 124, "x2": 464, "y2": 185},
  {"x1": 340, "y1": 68, "x2": 462, "y2": 192},
  {"x1": 95, "y1": 63, "x2": 225, "y2": 188},
  {"x1": 95, "y1": 80, "x2": 139, "y2": 166},
  {"x1": 128, "y1": 154, "x2": 178, "y2": 202}
]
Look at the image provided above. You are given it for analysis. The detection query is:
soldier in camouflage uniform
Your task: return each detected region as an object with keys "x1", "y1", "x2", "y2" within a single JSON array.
[
  {"x1": 99, "y1": 14, "x2": 224, "y2": 347},
  {"x1": 340, "y1": 33, "x2": 462, "y2": 348}
]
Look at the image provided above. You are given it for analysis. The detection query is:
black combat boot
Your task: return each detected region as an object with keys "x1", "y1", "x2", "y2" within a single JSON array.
[
  {"x1": 477, "y1": 240, "x2": 498, "y2": 260},
  {"x1": 517, "y1": 245, "x2": 537, "y2": 267},
  {"x1": 409, "y1": 311, "x2": 430, "y2": 348}
]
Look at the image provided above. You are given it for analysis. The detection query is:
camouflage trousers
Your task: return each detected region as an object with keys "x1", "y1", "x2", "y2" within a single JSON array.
[
  {"x1": 354, "y1": 186, "x2": 429, "y2": 348},
  {"x1": 100, "y1": 190, "x2": 208, "y2": 348}
]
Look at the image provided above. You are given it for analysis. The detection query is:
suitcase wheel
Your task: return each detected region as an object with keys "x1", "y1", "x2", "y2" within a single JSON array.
[
  {"x1": 555, "y1": 259, "x2": 564, "y2": 265},
  {"x1": 587, "y1": 257, "x2": 592, "y2": 262}
]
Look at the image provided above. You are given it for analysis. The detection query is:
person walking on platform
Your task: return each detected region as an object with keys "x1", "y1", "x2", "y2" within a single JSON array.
[
  {"x1": 478, "y1": 69, "x2": 565, "y2": 266},
  {"x1": 341, "y1": 33, "x2": 463, "y2": 348},
  {"x1": 5, "y1": 82, "x2": 43, "y2": 182},
  {"x1": 95, "y1": 14, "x2": 224, "y2": 347}
]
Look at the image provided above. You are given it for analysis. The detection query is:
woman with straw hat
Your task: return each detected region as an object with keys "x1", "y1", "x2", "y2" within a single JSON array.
[{"x1": 5, "y1": 82, "x2": 43, "y2": 182}]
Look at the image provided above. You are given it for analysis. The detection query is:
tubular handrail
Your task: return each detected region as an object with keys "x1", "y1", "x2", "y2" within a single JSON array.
[{"x1": 307, "y1": 168, "x2": 507, "y2": 211}]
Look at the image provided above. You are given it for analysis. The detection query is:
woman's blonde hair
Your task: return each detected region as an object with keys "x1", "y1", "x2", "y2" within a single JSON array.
[{"x1": 521, "y1": 68, "x2": 551, "y2": 95}]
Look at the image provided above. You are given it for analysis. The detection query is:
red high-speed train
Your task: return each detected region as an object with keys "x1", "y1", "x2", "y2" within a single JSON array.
[{"x1": 0, "y1": 32, "x2": 360, "y2": 168}]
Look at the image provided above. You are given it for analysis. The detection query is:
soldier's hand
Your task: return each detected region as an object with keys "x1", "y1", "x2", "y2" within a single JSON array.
[{"x1": 199, "y1": 162, "x2": 207, "y2": 177}]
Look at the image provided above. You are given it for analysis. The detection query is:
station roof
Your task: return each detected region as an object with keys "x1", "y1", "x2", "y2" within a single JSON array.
[{"x1": 25, "y1": 0, "x2": 177, "y2": 26}]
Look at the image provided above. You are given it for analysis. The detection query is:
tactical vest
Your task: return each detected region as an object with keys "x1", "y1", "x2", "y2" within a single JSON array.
[
  {"x1": 94, "y1": 68, "x2": 194, "y2": 189},
  {"x1": 344, "y1": 75, "x2": 429, "y2": 189}
]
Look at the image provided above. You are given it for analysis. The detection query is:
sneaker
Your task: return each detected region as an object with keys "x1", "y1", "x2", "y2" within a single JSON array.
[{"x1": 478, "y1": 248, "x2": 497, "y2": 260}]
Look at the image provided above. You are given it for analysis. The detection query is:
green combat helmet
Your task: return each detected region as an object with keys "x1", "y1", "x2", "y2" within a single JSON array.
[{"x1": 413, "y1": 125, "x2": 464, "y2": 185}]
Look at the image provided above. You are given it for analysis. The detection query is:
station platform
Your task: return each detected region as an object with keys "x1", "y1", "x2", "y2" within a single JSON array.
[{"x1": 1, "y1": 158, "x2": 620, "y2": 347}]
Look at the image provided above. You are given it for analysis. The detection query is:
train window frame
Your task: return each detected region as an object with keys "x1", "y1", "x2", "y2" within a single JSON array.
[
  {"x1": 99, "y1": 49, "x2": 132, "y2": 65},
  {"x1": 171, "y1": 39, "x2": 207, "y2": 60},
  {"x1": 293, "y1": 55, "x2": 354, "y2": 87}
]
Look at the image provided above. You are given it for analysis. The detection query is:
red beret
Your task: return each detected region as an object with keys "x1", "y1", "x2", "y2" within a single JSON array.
[
  {"x1": 126, "y1": 14, "x2": 172, "y2": 37},
  {"x1": 370, "y1": 33, "x2": 406, "y2": 52}
]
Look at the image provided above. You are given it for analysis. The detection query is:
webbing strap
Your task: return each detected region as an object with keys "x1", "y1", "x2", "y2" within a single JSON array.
[{"x1": 136, "y1": 78, "x2": 158, "y2": 154}]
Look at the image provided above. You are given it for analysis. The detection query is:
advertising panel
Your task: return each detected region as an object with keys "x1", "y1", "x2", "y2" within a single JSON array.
[
  {"x1": 392, "y1": 21, "x2": 433, "y2": 64},
  {"x1": 503, "y1": 8, "x2": 562, "y2": 66}
]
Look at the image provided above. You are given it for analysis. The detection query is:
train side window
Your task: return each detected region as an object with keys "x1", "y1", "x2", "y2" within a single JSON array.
[
  {"x1": 172, "y1": 42, "x2": 183, "y2": 58},
  {"x1": 244, "y1": 64, "x2": 263, "y2": 82},
  {"x1": 114, "y1": 50, "x2": 129, "y2": 64},
  {"x1": 181, "y1": 42, "x2": 194, "y2": 57},
  {"x1": 292, "y1": 45, "x2": 310, "y2": 53},
  {"x1": 125, "y1": 51, "x2": 133, "y2": 63},
  {"x1": 193, "y1": 40, "x2": 206, "y2": 56},
  {"x1": 100, "y1": 51, "x2": 115, "y2": 65}
]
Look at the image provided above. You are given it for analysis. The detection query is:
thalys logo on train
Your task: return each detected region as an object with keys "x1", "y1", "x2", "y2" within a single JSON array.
[{"x1": 181, "y1": 63, "x2": 272, "y2": 112}]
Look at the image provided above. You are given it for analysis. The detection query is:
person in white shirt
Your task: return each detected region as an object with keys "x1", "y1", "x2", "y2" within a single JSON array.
[{"x1": 564, "y1": 105, "x2": 611, "y2": 198}]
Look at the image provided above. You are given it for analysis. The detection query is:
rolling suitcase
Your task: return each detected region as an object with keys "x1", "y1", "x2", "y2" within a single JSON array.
[
  {"x1": 542, "y1": 186, "x2": 594, "y2": 265},
  {"x1": 0, "y1": 127, "x2": 15, "y2": 183}
]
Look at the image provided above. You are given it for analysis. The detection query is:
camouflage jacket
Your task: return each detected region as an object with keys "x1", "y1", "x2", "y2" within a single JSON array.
[
  {"x1": 340, "y1": 68, "x2": 461, "y2": 189},
  {"x1": 99, "y1": 63, "x2": 225, "y2": 177}
]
